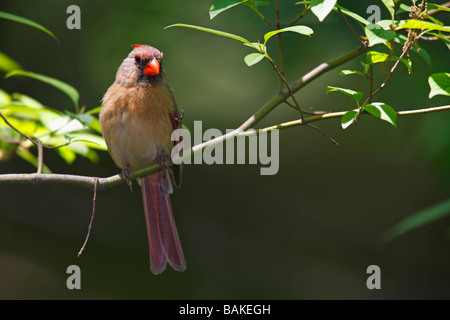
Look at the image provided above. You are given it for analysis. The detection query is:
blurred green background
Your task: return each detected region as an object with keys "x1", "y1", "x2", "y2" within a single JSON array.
[{"x1": 0, "y1": 0, "x2": 449, "y2": 299}]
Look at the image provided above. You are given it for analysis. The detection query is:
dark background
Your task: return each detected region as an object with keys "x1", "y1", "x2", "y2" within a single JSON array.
[{"x1": 0, "y1": 0, "x2": 449, "y2": 299}]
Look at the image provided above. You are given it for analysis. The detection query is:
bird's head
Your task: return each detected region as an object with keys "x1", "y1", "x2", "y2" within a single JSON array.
[{"x1": 115, "y1": 44, "x2": 165, "y2": 86}]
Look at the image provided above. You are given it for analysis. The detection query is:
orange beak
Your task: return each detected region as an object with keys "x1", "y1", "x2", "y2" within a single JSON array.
[{"x1": 143, "y1": 58, "x2": 160, "y2": 76}]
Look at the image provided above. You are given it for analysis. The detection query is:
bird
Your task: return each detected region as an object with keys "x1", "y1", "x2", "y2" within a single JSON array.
[{"x1": 99, "y1": 44, "x2": 186, "y2": 274}]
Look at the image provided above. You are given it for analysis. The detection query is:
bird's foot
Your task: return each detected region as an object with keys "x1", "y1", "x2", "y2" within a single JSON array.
[
  {"x1": 157, "y1": 153, "x2": 171, "y2": 170},
  {"x1": 175, "y1": 109, "x2": 184, "y2": 127},
  {"x1": 122, "y1": 165, "x2": 134, "y2": 191}
]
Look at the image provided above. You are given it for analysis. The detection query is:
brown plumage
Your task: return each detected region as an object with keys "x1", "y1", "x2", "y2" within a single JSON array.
[{"x1": 100, "y1": 44, "x2": 185, "y2": 274}]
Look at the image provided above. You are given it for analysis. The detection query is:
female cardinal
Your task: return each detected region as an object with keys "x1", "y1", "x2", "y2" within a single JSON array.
[{"x1": 100, "y1": 44, "x2": 186, "y2": 274}]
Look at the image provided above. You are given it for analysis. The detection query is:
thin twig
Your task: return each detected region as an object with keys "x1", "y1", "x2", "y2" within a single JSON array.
[
  {"x1": 248, "y1": 5, "x2": 275, "y2": 29},
  {"x1": 0, "y1": 112, "x2": 38, "y2": 145},
  {"x1": 275, "y1": 0, "x2": 284, "y2": 92},
  {"x1": 306, "y1": 123, "x2": 339, "y2": 146},
  {"x1": 78, "y1": 178, "x2": 99, "y2": 257},
  {"x1": 362, "y1": 42, "x2": 412, "y2": 107},
  {"x1": 338, "y1": 7, "x2": 367, "y2": 47},
  {"x1": 287, "y1": 6, "x2": 310, "y2": 27},
  {"x1": 368, "y1": 64, "x2": 374, "y2": 104},
  {"x1": 268, "y1": 57, "x2": 304, "y2": 119},
  {"x1": 36, "y1": 139, "x2": 43, "y2": 175},
  {"x1": 285, "y1": 101, "x2": 327, "y2": 115}
]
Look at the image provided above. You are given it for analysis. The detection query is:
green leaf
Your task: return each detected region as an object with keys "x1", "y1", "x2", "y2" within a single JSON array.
[
  {"x1": 340, "y1": 69, "x2": 366, "y2": 77},
  {"x1": 209, "y1": 0, "x2": 269, "y2": 19},
  {"x1": 366, "y1": 51, "x2": 389, "y2": 64},
  {"x1": 5, "y1": 70, "x2": 79, "y2": 111},
  {"x1": 66, "y1": 141, "x2": 101, "y2": 163},
  {"x1": 376, "y1": 19, "x2": 399, "y2": 30},
  {"x1": 428, "y1": 73, "x2": 450, "y2": 99},
  {"x1": 65, "y1": 111, "x2": 94, "y2": 127},
  {"x1": 364, "y1": 102, "x2": 397, "y2": 128},
  {"x1": 310, "y1": 0, "x2": 337, "y2": 22},
  {"x1": 165, "y1": 24, "x2": 251, "y2": 45},
  {"x1": 380, "y1": 198, "x2": 450, "y2": 244},
  {"x1": 87, "y1": 106, "x2": 103, "y2": 114},
  {"x1": 396, "y1": 3, "x2": 412, "y2": 14},
  {"x1": 0, "y1": 51, "x2": 21, "y2": 73},
  {"x1": 69, "y1": 132, "x2": 107, "y2": 150},
  {"x1": 0, "y1": 106, "x2": 42, "y2": 122},
  {"x1": 326, "y1": 86, "x2": 363, "y2": 103},
  {"x1": 334, "y1": 5, "x2": 368, "y2": 25},
  {"x1": 11, "y1": 93, "x2": 44, "y2": 109},
  {"x1": 360, "y1": 62, "x2": 370, "y2": 75},
  {"x1": 366, "y1": 51, "x2": 412, "y2": 73},
  {"x1": 365, "y1": 25, "x2": 396, "y2": 46},
  {"x1": 244, "y1": 53, "x2": 265, "y2": 66},
  {"x1": 38, "y1": 110, "x2": 69, "y2": 132},
  {"x1": 56, "y1": 146, "x2": 77, "y2": 164},
  {"x1": 341, "y1": 110, "x2": 358, "y2": 129},
  {"x1": 381, "y1": 0, "x2": 395, "y2": 21},
  {"x1": 209, "y1": 0, "x2": 244, "y2": 19},
  {"x1": 263, "y1": 25, "x2": 314, "y2": 44},
  {"x1": 427, "y1": 3, "x2": 450, "y2": 13},
  {"x1": 0, "y1": 11, "x2": 58, "y2": 41},
  {"x1": 427, "y1": 15, "x2": 444, "y2": 26},
  {"x1": 83, "y1": 148, "x2": 100, "y2": 163},
  {"x1": 88, "y1": 118, "x2": 102, "y2": 134},
  {"x1": 0, "y1": 89, "x2": 11, "y2": 107},
  {"x1": 395, "y1": 19, "x2": 450, "y2": 32}
]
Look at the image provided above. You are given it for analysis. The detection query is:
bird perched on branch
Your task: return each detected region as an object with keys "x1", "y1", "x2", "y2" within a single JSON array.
[{"x1": 100, "y1": 44, "x2": 186, "y2": 274}]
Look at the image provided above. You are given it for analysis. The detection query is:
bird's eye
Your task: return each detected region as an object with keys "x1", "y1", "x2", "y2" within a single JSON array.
[{"x1": 135, "y1": 56, "x2": 141, "y2": 63}]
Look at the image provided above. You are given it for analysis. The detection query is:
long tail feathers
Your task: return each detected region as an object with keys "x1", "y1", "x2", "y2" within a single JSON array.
[{"x1": 141, "y1": 172, "x2": 186, "y2": 274}]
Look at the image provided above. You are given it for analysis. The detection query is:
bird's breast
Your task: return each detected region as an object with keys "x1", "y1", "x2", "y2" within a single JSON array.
[{"x1": 100, "y1": 83, "x2": 175, "y2": 170}]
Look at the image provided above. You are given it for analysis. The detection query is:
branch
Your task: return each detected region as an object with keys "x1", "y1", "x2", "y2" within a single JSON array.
[
  {"x1": 0, "y1": 163, "x2": 161, "y2": 190},
  {"x1": 189, "y1": 46, "x2": 368, "y2": 154},
  {"x1": 256, "y1": 105, "x2": 450, "y2": 132},
  {"x1": 238, "y1": 45, "x2": 368, "y2": 131},
  {"x1": 2, "y1": 105, "x2": 448, "y2": 189}
]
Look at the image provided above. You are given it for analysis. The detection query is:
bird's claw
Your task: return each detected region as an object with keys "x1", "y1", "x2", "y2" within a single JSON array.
[
  {"x1": 157, "y1": 153, "x2": 170, "y2": 170},
  {"x1": 122, "y1": 165, "x2": 134, "y2": 191},
  {"x1": 175, "y1": 109, "x2": 184, "y2": 127}
]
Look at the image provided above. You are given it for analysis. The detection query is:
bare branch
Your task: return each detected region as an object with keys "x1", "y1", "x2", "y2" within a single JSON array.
[{"x1": 78, "y1": 178, "x2": 99, "y2": 257}]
